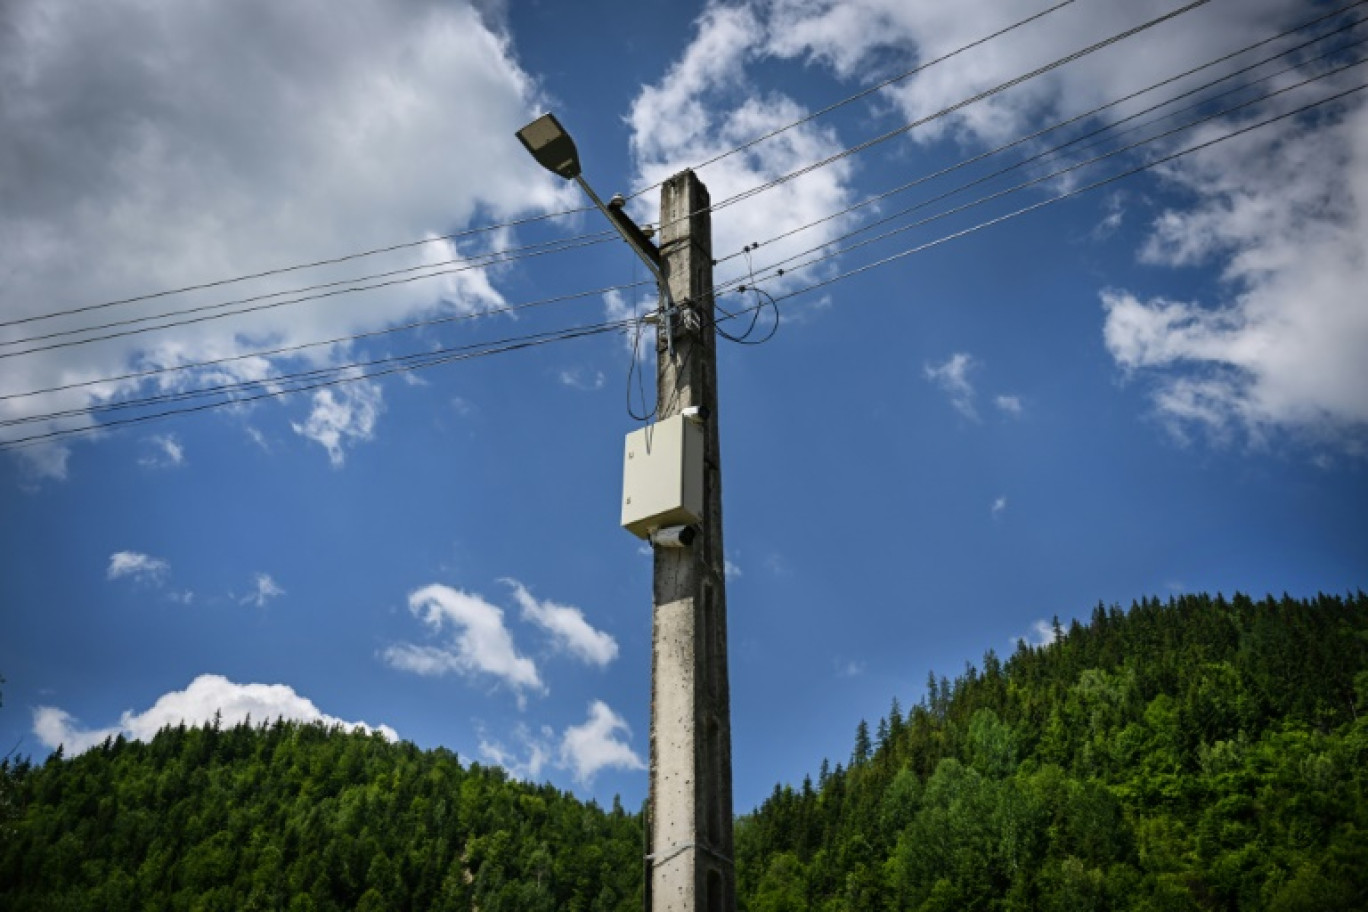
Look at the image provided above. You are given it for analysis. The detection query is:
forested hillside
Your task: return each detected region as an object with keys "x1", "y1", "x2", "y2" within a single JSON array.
[
  {"x1": 0, "y1": 719, "x2": 643, "y2": 911},
  {"x1": 3, "y1": 591, "x2": 1366, "y2": 911},
  {"x1": 735, "y1": 591, "x2": 1368, "y2": 911}
]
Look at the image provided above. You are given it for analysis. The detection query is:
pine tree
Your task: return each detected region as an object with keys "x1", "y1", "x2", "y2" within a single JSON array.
[{"x1": 851, "y1": 720, "x2": 871, "y2": 766}]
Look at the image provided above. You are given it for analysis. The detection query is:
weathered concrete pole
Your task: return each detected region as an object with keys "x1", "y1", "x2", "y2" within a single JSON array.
[{"x1": 648, "y1": 170, "x2": 734, "y2": 912}]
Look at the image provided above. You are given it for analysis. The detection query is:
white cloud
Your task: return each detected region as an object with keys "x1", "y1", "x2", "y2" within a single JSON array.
[
  {"x1": 504, "y1": 579, "x2": 618, "y2": 667},
  {"x1": 0, "y1": 0, "x2": 574, "y2": 474},
  {"x1": 1015, "y1": 619, "x2": 1060, "y2": 649},
  {"x1": 384, "y1": 583, "x2": 544, "y2": 700},
  {"x1": 139, "y1": 434, "x2": 185, "y2": 469},
  {"x1": 995, "y1": 395, "x2": 1023, "y2": 417},
  {"x1": 107, "y1": 551, "x2": 169, "y2": 585},
  {"x1": 762, "y1": 0, "x2": 1288, "y2": 149},
  {"x1": 992, "y1": 496, "x2": 1008, "y2": 518},
  {"x1": 1101, "y1": 93, "x2": 1368, "y2": 446},
  {"x1": 291, "y1": 378, "x2": 384, "y2": 467},
  {"x1": 924, "y1": 352, "x2": 978, "y2": 418},
  {"x1": 626, "y1": 4, "x2": 858, "y2": 304},
  {"x1": 241, "y1": 573, "x2": 284, "y2": 608},
  {"x1": 725, "y1": 556, "x2": 743, "y2": 580},
  {"x1": 635, "y1": 1, "x2": 1363, "y2": 450},
  {"x1": 478, "y1": 722, "x2": 554, "y2": 781},
  {"x1": 15, "y1": 444, "x2": 71, "y2": 486},
  {"x1": 33, "y1": 673, "x2": 397, "y2": 755},
  {"x1": 559, "y1": 700, "x2": 645, "y2": 785}
]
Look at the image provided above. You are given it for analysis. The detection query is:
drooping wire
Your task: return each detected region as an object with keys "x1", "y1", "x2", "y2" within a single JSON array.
[
  {"x1": 714, "y1": 245, "x2": 780, "y2": 345},
  {"x1": 625, "y1": 256, "x2": 657, "y2": 423}
]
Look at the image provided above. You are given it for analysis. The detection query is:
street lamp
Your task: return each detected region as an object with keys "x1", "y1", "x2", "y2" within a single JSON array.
[{"x1": 516, "y1": 112, "x2": 678, "y2": 353}]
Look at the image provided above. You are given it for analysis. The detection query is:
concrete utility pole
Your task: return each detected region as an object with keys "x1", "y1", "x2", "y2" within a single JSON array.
[
  {"x1": 512, "y1": 116, "x2": 734, "y2": 912},
  {"x1": 648, "y1": 170, "x2": 734, "y2": 912}
]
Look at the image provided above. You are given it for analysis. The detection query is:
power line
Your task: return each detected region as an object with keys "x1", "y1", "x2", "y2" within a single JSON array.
[
  {"x1": 713, "y1": 47, "x2": 1368, "y2": 292},
  {"x1": 14, "y1": 0, "x2": 1346, "y2": 360},
  {"x1": 0, "y1": 232, "x2": 623, "y2": 358},
  {"x1": 0, "y1": 0, "x2": 1176, "y2": 332},
  {"x1": 0, "y1": 280, "x2": 650, "y2": 403},
  {"x1": 746, "y1": 81, "x2": 1368, "y2": 306},
  {"x1": 706, "y1": 0, "x2": 1215, "y2": 216},
  {"x1": 8, "y1": 82, "x2": 1360, "y2": 451},
  {"x1": 624, "y1": 0, "x2": 1082, "y2": 201},
  {"x1": 0, "y1": 234, "x2": 627, "y2": 360},
  {"x1": 0, "y1": 317, "x2": 637, "y2": 450},
  {"x1": 0, "y1": 231, "x2": 616, "y2": 349},
  {"x1": 712, "y1": 4, "x2": 1368, "y2": 266},
  {"x1": 3, "y1": 0, "x2": 1086, "y2": 330},
  {"x1": 0, "y1": 206, "x2": 604, "y2": 330}
]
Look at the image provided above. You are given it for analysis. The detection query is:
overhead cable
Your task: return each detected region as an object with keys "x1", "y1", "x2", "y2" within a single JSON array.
[
  {"x1": 624, "y1": 0, "x2": 1081, "y2": 201},
  {"x1": 0, "y1": 280, "x2": 650, "y2": 403},
  {"x1": 713, "y1": 6, "x2": 1368, "y2": 266},
  {"x1": 745, "y1": 82, "x2": 1368, "y2": 305},
  {"x1": 714, "y1": 50, "x2": 1368, "y2": 292},
  {"x1": 706, "y1": 0, "x2": 1215, "y2": 216}
]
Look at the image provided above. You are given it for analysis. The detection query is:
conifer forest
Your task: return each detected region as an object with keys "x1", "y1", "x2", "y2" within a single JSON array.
[{"x1": 3, "y1": 590, "x2": 1366, "y2": 910}]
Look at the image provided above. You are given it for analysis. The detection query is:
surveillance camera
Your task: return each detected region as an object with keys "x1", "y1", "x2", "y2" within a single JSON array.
[
  {"x1": 650, "y1": 525, "x2": 697, "y2": 549},
  {"x1": 681, "y1": 405, "x2": 709, "y2": 423}
]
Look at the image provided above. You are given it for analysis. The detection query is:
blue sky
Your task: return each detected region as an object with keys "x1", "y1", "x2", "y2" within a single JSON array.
[{"x1": 1, "y1": 0, "x2": 1365, "y2": 812}]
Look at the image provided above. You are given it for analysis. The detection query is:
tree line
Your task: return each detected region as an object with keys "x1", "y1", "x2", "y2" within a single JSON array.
[
  {"x1": 3, "y1": 590, "x2": 1366, "y2": 909},
  {"x1": 735, "y1": 591, "x2": 1368, "y2": 910}
]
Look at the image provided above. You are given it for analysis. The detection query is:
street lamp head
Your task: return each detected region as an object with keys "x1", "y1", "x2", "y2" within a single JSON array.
[{"x1": 516, "y1": 112, "x2": 581, "y2": 180}]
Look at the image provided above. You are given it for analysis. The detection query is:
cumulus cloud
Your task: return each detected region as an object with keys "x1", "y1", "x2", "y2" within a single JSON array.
[
  {"x1": 925, "y1": 352, "x2": 978, "y2": 418},
  {"x1": 107, "y1": 551, "x2": 169, "y2": 585},
  {"x1": 33, "y1": 673, "x2": 396, "y2": 754},
  {"x1": 384, "y1": 583, "x2": 544, "y2": 700},
  {"x1": 1102, "y1": 95, "x2": 1368, "y2": 446},
  {"x1": 478, "y1": 722, "x2": 554, "y2": 781},
  {"x1": 504, "y1": 579, "x2": 618, "y2": 667},
  {"x1": 291, "y1": 378, "x2": 384, "y2": 467},
  {"x1": 633, "y1": 1, "x2": 1362, "y2": 450},
  {"x1": 992, "y1": 496, "x2": 1008, "y2": 518},
  {"x1": 241, "y1": 573, "x2": 285, "y2": 608},
  {"x1": 995, "y1": 395, "x2": 1023, "y2": 416},
  {"x1": 559, "y1": 700, "x2": 646, "y2": 785},
  {"x1": 626, "y1": 4, "x2": 858, "y2": 304},
  {"x1": 0, "y1": 0, "x2": 574, "y2": 476}
]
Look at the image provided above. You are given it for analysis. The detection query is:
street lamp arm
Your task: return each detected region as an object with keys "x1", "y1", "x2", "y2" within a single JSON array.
[{"x1": 573, "y1": 175, "x2": 678, "y2": 356}]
